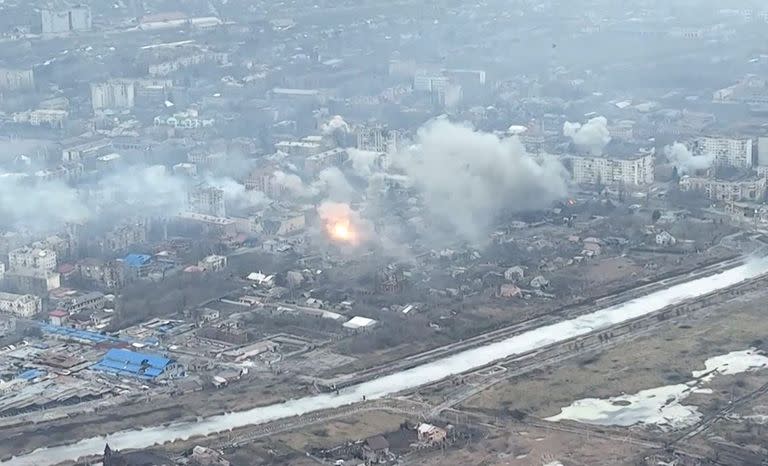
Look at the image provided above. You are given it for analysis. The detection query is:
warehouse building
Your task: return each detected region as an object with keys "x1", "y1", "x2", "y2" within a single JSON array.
[{"x1": 91, "y1": 348, "x2": 183, "y2": 380}]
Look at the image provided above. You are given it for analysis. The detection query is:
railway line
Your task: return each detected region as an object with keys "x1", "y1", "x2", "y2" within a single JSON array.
[
  {"x1": 208, "y1": 267, "x2": 768, "y2": 453},
  {"x1": 309, "y1": 255, "x2": 743, "y2": 392}
]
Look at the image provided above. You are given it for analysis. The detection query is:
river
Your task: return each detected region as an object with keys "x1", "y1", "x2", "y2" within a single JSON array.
[{"x1": 5, "y1": 258, "x2": 767, "y2": 466}]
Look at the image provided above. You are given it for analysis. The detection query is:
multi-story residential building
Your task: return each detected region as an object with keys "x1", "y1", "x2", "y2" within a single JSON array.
[
  {"x1": 691, "y1": 136, "x2": 753, "y2": 168},
  {"x1": 570, "y1": 153, "x2": 655, "y2": 187},
  {"x1": 188, "y1": 185, "x2": 226, "y2": 218},
  {"x1": 4, "y1": 269, "x2": 61, "y2": 295},
  {"x1": 8, "y1": 247, "x2": 57, "y2": 272},
  {"x1": 91, "y1": 80, "x2": 136, "y2": 112},
  {"x1": 0, "y1": 292, "x2": 41, "y2": 317},
  {"x1": 680, "y1": 175, "x2": 767, "y2": 202},
  {"x1": 304, "y1": 148, "x2": 348, "y2": 176}
]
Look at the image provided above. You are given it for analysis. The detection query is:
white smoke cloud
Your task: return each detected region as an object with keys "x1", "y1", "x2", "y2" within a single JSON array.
[
  {"x1": 273, "y1": 170, "x2": 309, "y2": 196},
  {"x1": 347, "y1": 148, "x2": 380, "y2": 178},
  {"x1": 0, "y1": 173, "x2": 87, "y2": 230},
  {"x1": 564, "y1": 116, "x2": 611, "y2": 156},
  {"x1": 0, "y1": 164, "x2": 262, "y2": 232},
  {"x1": 321, "y1": 115, "x2": 349, "y2": 135},
  {"x1": 206, "y1": 176, "x2": 270, "y2": 212},
  {"x1": 391, "y1": 119, "x2": 569, "y2": 242},
  {"x1": 312, "y1": 167, "x2": 356, "y2": 201},
  {"x1": 96, "y1": 165, "x2": 188, "y2": 213},
  {"x1": 664, "y1": 142, "x2": 713, "y2": 175}
]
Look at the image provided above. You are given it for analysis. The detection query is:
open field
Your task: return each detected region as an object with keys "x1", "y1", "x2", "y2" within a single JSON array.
[{"x1": 459, "y1": 286, "x2": 768, "y2": 420}]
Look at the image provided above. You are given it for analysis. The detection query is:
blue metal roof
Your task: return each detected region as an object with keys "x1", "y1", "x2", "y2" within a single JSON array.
[
  {"x1": 124, "y1": 254, "x2": 152, "y2": 268},
  {"x1": 40, "y1": 324, "x2": 125, "y2": 344},
  {"x1": 18, "y1": 369, "x2": 45, "y2": 381},
  {"x1": 91, "y1": 348, "x2": 173, "y2": 380}
]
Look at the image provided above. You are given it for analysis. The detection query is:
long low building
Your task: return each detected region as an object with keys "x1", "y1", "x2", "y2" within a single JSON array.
[
  {"x1": 680, "y1": 174, "x2": 767, "y2": 202},
  {"x1": 91, "y1": 348, "x2": 183, "y2": 380},
  {"x1": 0, "y1": 292, "x2": 41, "y2": 317}
]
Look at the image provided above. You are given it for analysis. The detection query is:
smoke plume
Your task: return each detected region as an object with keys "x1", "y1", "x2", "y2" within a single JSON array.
[
  {"x1": 347, "y1": 148, "x2": 380, "y2": 178},
  {"x1": 0, "y1": 164, "x2": 262, "y2": 232},
  {"x1": 321, "y1": 115, "x2": 350, "y2": 135},
  {"x1": 317, "y1": 201, "x2": 371, "y2": 247},
  {"x1": 313, "y1": 167, "x2": 357, "y2": 202},
  {"x1": 564, "y1": 116, "x2": 611, "y2": 156},
  {"x1": 0, "y1": 174, "x2": 87, "y2": 230},
  {"x1": 391, "y1": 119, "x2": 569, "y2": 242},
  {"x1": 206, "y1": 177, "x2": 270, "y2": 212},
  {"x1": 664, "y1": 142, "x2": 713, "y2": 175},
  {"x1": 273, "y1": 170, "x2": 309, "y2": 196}
]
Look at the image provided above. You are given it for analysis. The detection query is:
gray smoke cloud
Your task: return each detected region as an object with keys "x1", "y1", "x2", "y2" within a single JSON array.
[
  {"x1": 564, "y1": 116, "x2": 611, "y2": 156},
  {"x1": 391, "y1": 119, "x2": 569, "y2": 242},
  {"x1": 665, "y1": 142, "x2": 713, "y2": 175}
]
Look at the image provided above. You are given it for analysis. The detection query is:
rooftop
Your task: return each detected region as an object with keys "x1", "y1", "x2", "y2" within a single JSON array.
[{"x1": 91, "y1": 348, "x2": 173, "y2": 380}]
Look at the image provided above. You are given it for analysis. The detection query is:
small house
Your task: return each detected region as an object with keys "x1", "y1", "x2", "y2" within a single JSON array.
[{"x1": 362, "y1": 435, "x2": 390, "y2": 464}]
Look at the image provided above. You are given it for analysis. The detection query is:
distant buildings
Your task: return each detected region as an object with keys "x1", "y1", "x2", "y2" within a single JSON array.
[
  {"x1": 691, "y1": 136, "x2": 753, "y2": 168},
  {"x1": 0, "y1": 68, "x2": 34, "y2": 92},
  {"x1": 91, "y1": 80, "x2": 136, "y2": 112},
  {"x1": 0, "y1": 292, "x2": 41, "y2": 317},
  {"x1": 570, "y1": 152, "x2": 655, "y2": 187},
  {"x1": 41, "y1": 5, "x2": 92, "y2": 35}
]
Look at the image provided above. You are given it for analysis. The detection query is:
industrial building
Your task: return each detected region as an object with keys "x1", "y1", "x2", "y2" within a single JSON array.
[
  {"x1": 91, "y1": 348, "x2": 182, "y2": 380},
  {"x1": 569, "y1": 152, "x2": 655, "y2": 187},
  {"x1": 0, "y1": 292, "x2": 41, "y2": 317}
]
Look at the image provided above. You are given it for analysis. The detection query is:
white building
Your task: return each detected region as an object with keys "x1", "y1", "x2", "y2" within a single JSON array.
[
  {"x1": 691, "y1": 136, "x2": 753, "y2": 168},
  {"x1": 41, "y1": 6, "x2": 92, "y2": 34},
  {"x1": 680, "y1": 175, "x2": 767, "y2": 202},
  {"x1": 91, "y1": 80, "x2": 136, "y2": 112},
  {"x1": 198, "y1": 255, "x2": 227, "y2": 272},
  {"x1": 0, "y1": 292, "x2": 41, "y2": 318},
  {"x1": 30, "y1": 109, "x2": 68, "y2": 127},
  {"x1": 8, "y1": 247, "x2": 57, "y2": 272},
  {"x1": 570, "y1": 153, "x2": 655, "y2": 187},
  {"x1": 0, "y1": 68, "x2": 34, "y2": 91}
]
